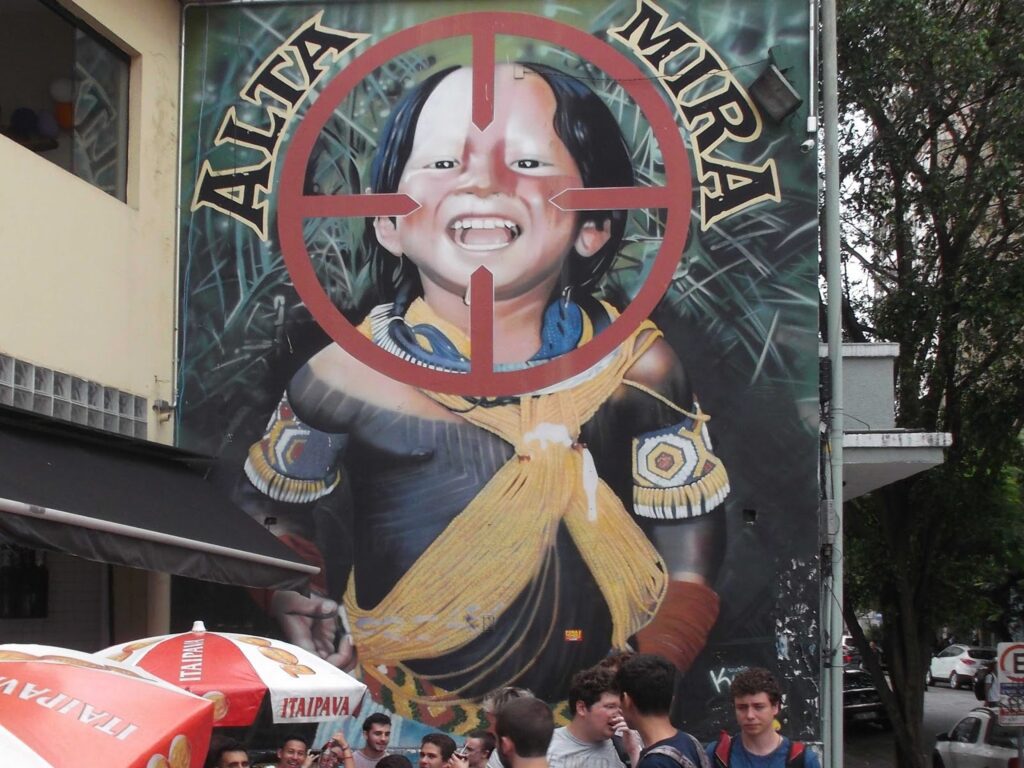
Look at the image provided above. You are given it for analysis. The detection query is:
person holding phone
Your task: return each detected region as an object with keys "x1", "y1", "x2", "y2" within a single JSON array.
[
  {"x1": 307, "y1": 732, "x2": 356, "y2": 768},
  {"x1": 548, "y1": 666, "x2": 634, "y2": 768},
  {"x1": 463, "y1": 731, "x2": 496, "y2": 768}
]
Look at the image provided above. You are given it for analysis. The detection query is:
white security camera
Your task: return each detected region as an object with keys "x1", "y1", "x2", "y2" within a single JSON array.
[{"x1": 800, "y1": 138, "x2": 816, "y2": 154}]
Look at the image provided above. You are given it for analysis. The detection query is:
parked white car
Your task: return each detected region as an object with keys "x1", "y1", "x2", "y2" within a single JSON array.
[
  {"x1": 928, "y1": 645, "x2": 996, "y2": 689},
  {"x1": 933, "y1": 707, "x2": 1020, "y2": 768}
]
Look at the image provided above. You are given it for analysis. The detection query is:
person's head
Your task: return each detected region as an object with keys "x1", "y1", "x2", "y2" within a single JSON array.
[
  {"x1": 207, "y1": 739, "x2": 249, "y2": 768},
  {"x1": 494, "y1": 697, "x2": 554, "y2": 768},
  {"x1": 317, "y1": 740, "x2": 347, "y2": 768},
  {"x1": 729, "y1": 667, "x2": 782, "y2": 740},
  {"x1": 481, "y1": 686, "x2": 534, "y2": 730},
  {"x1": 567, "y1": 666, "x2": 621, "y2": 742},
  {"x1": 420, "y1": 733, "x2": 457, "y2": 768},
  {"x1": 276, "y1": 735, "x2": 309, "y2": 768},
  {"x1": 464, "y1": 730, "x2": 496, "y2": 768},
  {"x1": 362, "y1": 713, "x2": 393, "y2": 755},
  {"x1": 614, "y1": 653, "x2": 676, "y2": 726},
  {"x1": 378, "y1": 756, "x2": 414, "y2": 768},
  {"x1": 595, "y1": 651, "x2": 635, "y2": 674},
  {"x1": 368, "y1": 61, "x2": 634, "y2": 315}
]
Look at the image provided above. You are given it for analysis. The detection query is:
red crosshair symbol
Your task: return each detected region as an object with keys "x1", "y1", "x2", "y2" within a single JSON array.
[{"x1": 278, "y1": 12, "x2": 691, "y2": 396}]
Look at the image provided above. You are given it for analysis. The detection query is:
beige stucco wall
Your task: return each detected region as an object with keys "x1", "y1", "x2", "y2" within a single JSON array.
[{"x1": 0, "y1": 0, "x2": 180, "y2": 445}]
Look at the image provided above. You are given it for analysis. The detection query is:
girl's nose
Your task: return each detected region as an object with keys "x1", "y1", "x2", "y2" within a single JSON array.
[{"x1": 457, "y1": 141, "x2": 509, "y2": 195}]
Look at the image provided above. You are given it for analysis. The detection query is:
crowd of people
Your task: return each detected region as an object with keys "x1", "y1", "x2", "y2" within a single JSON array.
[{"x1": 204, "y1": 654, "x2": 820, "y2": 768}]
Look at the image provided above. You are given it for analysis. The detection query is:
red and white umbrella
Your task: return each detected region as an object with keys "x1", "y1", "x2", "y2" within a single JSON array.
[
  {"x1": 100, "y1": 621, "x2": 366, "y2": 727},
  {"x1": 0, "y1": 643, "x2": 213, "y2": 768}
]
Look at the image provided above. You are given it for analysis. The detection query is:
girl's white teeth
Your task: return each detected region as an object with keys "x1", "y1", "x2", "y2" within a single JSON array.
[{"x1": 452, "y1": 218, "x2": 519, "y2": 236}]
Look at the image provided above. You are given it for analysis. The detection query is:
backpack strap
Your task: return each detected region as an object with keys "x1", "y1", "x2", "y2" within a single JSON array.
[
  {"x1": 786, "y1": 740, "x2": 806, "y2": 768},
  {"x1": 646, "y1": 745, "x2": 699, "y2": 768},
  {"x1": 712, "y1": 732, "x2": 732, "y2": 768},
  {"x1": 688, "y1": 733, "x2": 712, "y2": 768},
  {"x1": 644, "y1": 735, "x2": 712, "y2": 768},
  {"x1": 643, "y1": 733, "x2": 708, "y2": 768}
]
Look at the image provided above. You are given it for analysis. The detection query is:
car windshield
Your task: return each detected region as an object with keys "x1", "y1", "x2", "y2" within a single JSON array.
[{"x1": 968, "y1": 648, "x2": 996, "y2": 660}]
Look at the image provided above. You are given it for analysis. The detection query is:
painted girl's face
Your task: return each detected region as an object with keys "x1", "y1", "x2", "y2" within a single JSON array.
[{"x1": 375, "y1": 65, "x2": 609, "y2": 307}]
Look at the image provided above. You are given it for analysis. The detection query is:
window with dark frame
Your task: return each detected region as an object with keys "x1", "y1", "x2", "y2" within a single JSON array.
[{"x1": 0, "y1": 0, "x2": 129, "y2": 201}]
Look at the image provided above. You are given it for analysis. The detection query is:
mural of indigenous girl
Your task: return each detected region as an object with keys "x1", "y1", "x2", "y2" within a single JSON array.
[
  {"x1": 176, "y1": 0, "x2": 819, "y2": 742},
  {"x1": 241, "y1": 60, "x2": 726, "y2": 726}
]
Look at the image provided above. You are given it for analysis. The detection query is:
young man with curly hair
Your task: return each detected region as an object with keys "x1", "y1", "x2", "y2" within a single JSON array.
[
  {"x1": 548, "y1": 666, "x2": 637, "y2": 768},
  {"x1": 708, "y1": 667, "x2": 820, "y2": 768}
]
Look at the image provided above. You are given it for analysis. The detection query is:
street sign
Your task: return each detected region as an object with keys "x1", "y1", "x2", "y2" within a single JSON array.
[{"x1": 997, "y1": 642, "x2": 1024, "y2": 726}]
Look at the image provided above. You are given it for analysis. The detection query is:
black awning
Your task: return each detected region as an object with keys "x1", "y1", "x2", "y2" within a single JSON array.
[{"x1": 0, "y1": 405, "x2": 316, "y2": 590}]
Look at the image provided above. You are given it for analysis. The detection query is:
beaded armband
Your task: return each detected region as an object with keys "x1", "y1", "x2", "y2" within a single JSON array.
[
  {"x1": 631, "y1": 407, "x2": 730, "y2": 519},
  {"x1": 244, "y1": 395, "x2": 344, "y2": 503}
]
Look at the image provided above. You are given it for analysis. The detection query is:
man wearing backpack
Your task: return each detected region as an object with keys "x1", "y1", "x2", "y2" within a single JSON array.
[
  {"x1": 708, "y1": 667, "x2": 820, "y2": 768},
  {"x1": 614, "y1": 654, "x2": 708, "y2": 768}
]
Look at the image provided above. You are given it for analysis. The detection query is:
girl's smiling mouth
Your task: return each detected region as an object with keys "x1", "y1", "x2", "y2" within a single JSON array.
[{"x1": 448, "y1": 216, "x2": 521, "y2": 251}]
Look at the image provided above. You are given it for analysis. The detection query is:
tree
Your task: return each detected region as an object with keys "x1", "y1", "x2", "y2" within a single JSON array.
[{"x1": 835, "y1": 1, "x2": 1024, "y2": 766}]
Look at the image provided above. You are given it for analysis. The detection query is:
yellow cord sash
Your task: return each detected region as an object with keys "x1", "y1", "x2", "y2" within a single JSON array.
[{"x1": 346, "y1": 309, "x2": 668, "y2": 663}]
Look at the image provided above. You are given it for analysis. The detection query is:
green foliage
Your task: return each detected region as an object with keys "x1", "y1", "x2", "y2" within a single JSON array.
[
  {"x1": 848, "y1": 464, "x2": 1023, "y2": 631},
  {"x1": 838, "y1": 0, "x2": 1024, "y2": 764}
]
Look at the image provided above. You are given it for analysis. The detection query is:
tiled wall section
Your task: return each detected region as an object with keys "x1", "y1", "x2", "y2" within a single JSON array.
[
  {"x1": 0, "y1": 353, "x2": 147, "y2": 439},
  {"x1": 0, "y1": 551, "x2": 108, "y2": 651}
]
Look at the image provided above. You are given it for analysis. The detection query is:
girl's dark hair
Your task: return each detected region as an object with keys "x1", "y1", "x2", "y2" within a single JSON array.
[
  {"x1": 364, "y1": 62, "x2": 634, "y2": 312},
  {"x1": 525, "y1": 62, "x2": 634, "y2": 290}
]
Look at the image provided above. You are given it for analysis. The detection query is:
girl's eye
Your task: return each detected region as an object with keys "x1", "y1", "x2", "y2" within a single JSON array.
[
  {"x1": 513, "y1": 159, "x2": 543, "y2": 169},
  {"x1": 430, "y1": 159, "x2": 458, "y2": 169}
]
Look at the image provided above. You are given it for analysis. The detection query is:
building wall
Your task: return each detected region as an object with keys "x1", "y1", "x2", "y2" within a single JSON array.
[
  {"x1": 0, "y1": 0, "x2": 180, "y2": 445},
  {"x1": 839, "y1": 343, "x2": 899, "y2": 431},
  {"x1": 0, "y1": 552, "x2": 108, "y2": 651},
  {"x1": 0, "y1": 0, "x2": 181, "y2": 645},
  {"x1": 174, "y1": 0, "x2": 821, "y2": 743}
]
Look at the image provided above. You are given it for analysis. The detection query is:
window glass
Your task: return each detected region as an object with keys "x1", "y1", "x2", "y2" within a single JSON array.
[
  {"x1": 988, "y1": 721, "x2": 1017, "y2": 749},
  {"x1": 0, "y1": 0, "x2": 128, "y2": 200},
  {"x1": 951, "y1": 717, "x2": 981, "y2": 743}
]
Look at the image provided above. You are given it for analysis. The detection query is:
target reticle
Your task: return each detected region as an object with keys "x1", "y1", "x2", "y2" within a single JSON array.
[{"x1": 278, "y1": 12, "x2": 691, "y2": 396}]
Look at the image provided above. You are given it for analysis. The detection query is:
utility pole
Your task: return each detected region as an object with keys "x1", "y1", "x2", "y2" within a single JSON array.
[{"x1": 821, "y1": 0, "x2": 845, "y2": 765}]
